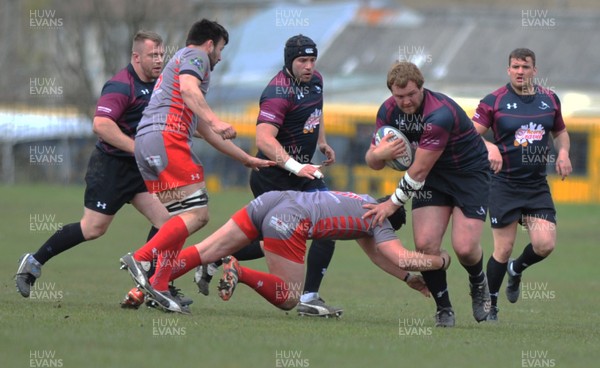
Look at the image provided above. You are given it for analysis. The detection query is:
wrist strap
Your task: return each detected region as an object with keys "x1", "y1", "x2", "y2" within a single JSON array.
[
  {"x1": 392, "y1": 172, "x2": 425, "y2": 206},
  {"x1": 284, "y1": 157, "x2": 304, "y2": 175}
]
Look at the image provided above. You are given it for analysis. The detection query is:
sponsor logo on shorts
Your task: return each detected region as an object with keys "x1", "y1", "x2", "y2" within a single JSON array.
[
  {"x1": 145, "y1": 155, "x2": 162, "y2": 167},
  {"x1": 269, "y1": 216, "x2": 292, "y2": 235}
]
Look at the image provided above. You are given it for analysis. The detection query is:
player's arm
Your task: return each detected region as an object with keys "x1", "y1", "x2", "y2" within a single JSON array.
[
  {"x1": 472, "y1": 98, "x2": 502, "y2": 173},
  {"x1": 93, "y1": 80, "x2": 137, "y2": 153},
  {"x1": 92, "y1": 116, "x2": 135, "y2": 154},
  {"x1": 197, "y1": 119, "x2": 275, "y2": 170},
  {"x1": 365, "y1": 103, "x2": 406, "y2": 170},
  {"x1": 317, "y1": 115, "x2": 335, "y2": 166},
  {"x1": 355, "y1": 237, "x2": 431, "y2": 298},
  {"x1": 552, "y1": 128, "x2": 572, "y2": 180},
  {"x1": 473, "y1": 122, "x2": 502, "y2": 174},
  {"x1": 256, "y1": 122, "x2": 322, "y2": 179},
  {"x1": 365, "y1": 135, "x2": 406, "y2": 170},
  {"x1": 362, "y1": 147, "x2": 442, "y2": 227},
  {"x1": 407, "y1": 147, "x2": 441, "y2": 182},
  {"x1": 179, "y1": 73, "x2": 236, "y2": 140}
]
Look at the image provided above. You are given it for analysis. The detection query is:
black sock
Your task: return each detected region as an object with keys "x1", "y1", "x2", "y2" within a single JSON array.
[
  {"x1": 33, "y1": 223, "x2": 85, "y2": 265},
  {"x1": 147, "y1": 226, "x2": 159, "y2": 241},
  {"x1": 232, "y1": 239, "x2": 264, "y2": 261},
  {"x1": 303, "y1": 239, "x2": 335, "y2": 293},
  {"x1": 486, "y1": 256, "x2": 507, "y2": 307},
  {"x1": 513, "y1": 243, "x2": 545, "y2": 274},
  {"x1": 421, "y1": 269, "x2": 452, "y2": 309},
  {"x1": 462, "y1": 255, "x2": 485, "y2": 284}
]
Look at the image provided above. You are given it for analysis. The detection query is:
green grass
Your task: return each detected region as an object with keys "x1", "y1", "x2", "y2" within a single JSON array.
[{"x1": 1, "y1": 184, "x2": 599, "y2": 367}]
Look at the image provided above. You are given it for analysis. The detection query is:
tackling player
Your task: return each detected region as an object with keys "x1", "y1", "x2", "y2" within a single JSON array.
[{"x1": 123, "y1": 191, "x2": 451, "y2": 315}]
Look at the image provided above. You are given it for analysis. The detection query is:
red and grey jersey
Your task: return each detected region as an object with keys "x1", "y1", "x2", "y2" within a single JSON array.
[
  {"x1": 373, "y1": 89, "x2": 488, "y2": 172},
  {"x1": 245, "y1": 191, "x2": 397, "y2": 244},
  {"x1": 137, "y1": 47, "x2": 211, "y2": 138},
  {"x1": 94, "y1": 64, "x2": 155, "y2": 157},
  {"x1": 256, "y1": 68, "x2": 324, "y2": 164},
  {"x1": 472, "y1": 84, "x2": 566, "y2": 182}
]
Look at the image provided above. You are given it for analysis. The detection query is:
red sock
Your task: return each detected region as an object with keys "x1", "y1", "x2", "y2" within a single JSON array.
[
  {"x1": 238, "y1": 266, "x2": 290, "y2": 307},
  {"x1": 169, "y1": 246, "x2": 202, "y2": 281},
  {"x1": 151, "y1": 239, "x2": 185, "y2": 291},
  {"x1": 134, "y1": 216, "x2": 188, "y2": 262}
]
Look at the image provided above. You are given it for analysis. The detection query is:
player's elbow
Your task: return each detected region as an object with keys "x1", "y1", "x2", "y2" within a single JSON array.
[
  {"x1": 365, "y1": 152, "x2": 385, "y2": 170},
  {"x1": 92, "y1": 118, "x2": 110, "y2": 138},
  {"x1": 366, "y1": 160, "x2": 386, "y2": 171}
]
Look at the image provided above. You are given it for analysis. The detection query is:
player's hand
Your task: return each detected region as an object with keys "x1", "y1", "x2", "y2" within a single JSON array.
[
  {"x1": 377, "y1": 134, "x2": 406, "y2": 161},
  {"x1": 244, "y1": 157, "x2": 276, "y2": 171},
  {"x1": 319, "y1": 143, "x2": 336, "y2": 166},
  {"x1": 486, "y1": 144, "x2": 502, "y2": 174},
  {"x1": 362, "y1": 199, "x2": 400, "y2": 228},
  {"x1": 405, "y1": 274, "x2": 431, "y2": 298},
  {"x1": 555, "y1": 151, "x2": 572, "y2": 181},
  {"x1": 210, "y1": 120, "x2": 237, "y2": 140},
  {"x1": 439, "y1": 249, "x2": 451, "y2": 270},
  {"x1": 297, "y1": 164, "x2": 324, "y2": 179}
]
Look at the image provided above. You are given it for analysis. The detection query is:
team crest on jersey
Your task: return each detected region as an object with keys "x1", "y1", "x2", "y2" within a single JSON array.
[
  {"x1": 303, "y1": 109, "x2": 321, "y2": 133},
  {"x1": 189, "y1": 57, "x2": 204, "y2": 72},
  {"x1": 514, "y1": 122, "x2": 545, "y2": 147}
]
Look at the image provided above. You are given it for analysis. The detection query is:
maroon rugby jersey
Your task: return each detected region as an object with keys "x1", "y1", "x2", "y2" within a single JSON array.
[
  {"x1": 472, "y1": 84, "x2": 565, "y2": 182},
  {"x1": 94, "y1": 64, "x2": 155, "y2": 157},
  {"x1": 256, "y1": 68, "x2": 323, "y2": 164},
  {"x1": 373, "y1": 89, "x2": 488, "y2": 172}
]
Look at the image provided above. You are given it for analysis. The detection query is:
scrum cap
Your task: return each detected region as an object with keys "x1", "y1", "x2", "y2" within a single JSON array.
[{"x1": 284, "y1": 34, "x2": 318, "y2": 73}]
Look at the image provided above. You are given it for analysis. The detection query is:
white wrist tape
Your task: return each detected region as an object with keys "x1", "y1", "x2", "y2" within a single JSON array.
[
  {"x1": 284, "y1": 157, "x2": 304, "y2": 175},
  {"x1": 391, "y1": 172, "x2": 425, "y2": 206}
]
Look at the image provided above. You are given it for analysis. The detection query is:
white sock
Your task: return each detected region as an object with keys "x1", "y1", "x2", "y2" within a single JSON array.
[{"x1": 300, "y1": 292, "x2": 319, "y2": 303}]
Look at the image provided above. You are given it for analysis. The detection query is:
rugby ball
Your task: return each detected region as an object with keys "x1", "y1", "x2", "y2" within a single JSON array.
[{"x1": 374, "y1": 126, "x2": 413, "y2": 171}]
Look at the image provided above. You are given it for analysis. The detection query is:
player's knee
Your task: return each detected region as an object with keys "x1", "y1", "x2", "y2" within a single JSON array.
[
  {"x1": 453, "y1": 244, "x2": 481, "y2": 263},
  {"x1": 493, "y1": 247, "x2": 512, "y2": 263},
  {"x1": 533, "y1": 240, "x2": 555, "y2": 257},
  {"x1": 414, "y1": 240, "x2": 440, "y2": 255},
  {"x1": 196, "y1": 214, "x2": 209, "y2": 229},
  {"x1": 277, "y1": 298, "x2": 299, "y2": 311},
  {"x1": 81, "y1": 223, "x2": 108, "y2": 240},
  {"x1": 164, "y1": 188, "x2": 210, "y2": 231},
  {"x1": 190, "y1": 209, "x2": 209, "y2": 229}
]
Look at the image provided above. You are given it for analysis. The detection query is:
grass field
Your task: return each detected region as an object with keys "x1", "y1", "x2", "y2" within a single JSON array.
[{"x1": 1, "y1": 184, "x2": 599, "y2": 368}]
